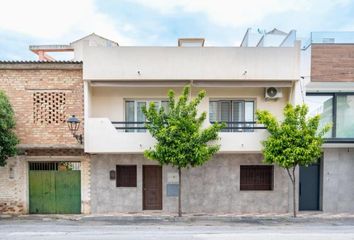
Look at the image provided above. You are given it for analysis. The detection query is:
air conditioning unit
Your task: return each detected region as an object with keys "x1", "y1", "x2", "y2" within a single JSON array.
[{"x1": 265, "y1": 87, "x2": 282, "y2": 100}]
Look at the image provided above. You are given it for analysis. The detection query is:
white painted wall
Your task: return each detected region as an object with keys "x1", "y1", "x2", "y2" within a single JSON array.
[
  {"x1": 85, "y1": 86, "x2": 290, "y2": 153},
  {"x1": 82, "y1": 46, "x2": 300, "y2": 81}
]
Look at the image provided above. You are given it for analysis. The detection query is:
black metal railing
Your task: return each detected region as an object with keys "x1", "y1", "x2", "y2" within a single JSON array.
[
  {"x1": 210, "y1": 121, "x2": 266, "y2": 132},
  {"x1": 112, "y1": 121, "x2": 147, "y2": 131},
  {"x1": 112, "y1": 121, "x2": 266, "y2": 132}
]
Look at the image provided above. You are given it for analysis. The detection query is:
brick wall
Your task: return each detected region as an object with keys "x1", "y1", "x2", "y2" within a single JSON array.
[
  {"x1": 0, "y1": 63, "x2": 83, "y2": 145},
  {"x1": 311, "y1": 44, "x2": 354, "y2": 82}
]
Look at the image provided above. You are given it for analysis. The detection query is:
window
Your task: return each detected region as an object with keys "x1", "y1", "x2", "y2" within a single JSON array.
[
  {"x1": 209, "y1": 100, "x2": 255, "y2": 132},
  {"x1": 33, "y1": 92, "x2": 66, "y2": 124},
  {"x1": 240, "y1": 165, "x2": 274, "y2": 191},
  {"x1": 116, "y1": 165, "x2": 137, "y2": 187},
  {"x1": 125, "y1": 100, "x2": 168, "y2": 132},
  {"x1": 336, "y1": 95, "x2": 354, "y2": 138},
  {"x1": 306, "y1": 93, "x2": 354, "y2": 139}
]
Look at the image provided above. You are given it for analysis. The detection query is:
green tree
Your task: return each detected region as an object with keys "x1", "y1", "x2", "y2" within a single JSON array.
[
  {"x1": 256, "y1": 104, "x2": 330, "y2": 217},
  {"x1": 0, "y1": 91, "x2": 19, "y2": 166},
  {"x1": 142, "y1": 85, "x2": 224, "y2": 217}
]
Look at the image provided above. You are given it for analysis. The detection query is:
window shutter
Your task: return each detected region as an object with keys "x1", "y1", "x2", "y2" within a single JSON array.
[
  {"x1": 240, "y1": 165, "x2": 273, "y2": 190},
  {"x1": 116, "y1": 165, "x2": 137, "y2": 187}
]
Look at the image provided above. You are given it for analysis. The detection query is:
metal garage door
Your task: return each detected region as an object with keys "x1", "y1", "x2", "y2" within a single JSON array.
[{"x1": 29, "y1": 162, "x2": 81, "y2": 214}]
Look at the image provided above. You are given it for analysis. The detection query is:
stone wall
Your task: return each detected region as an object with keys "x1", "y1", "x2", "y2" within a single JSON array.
[
  {"x1": 0, "y1": 157, "x2": 27, "y2": 214},
  {"x1": 90, "y1": 153, "x2": 291, "y2": 214},
  {"x1": 323, "y1": 148, "x2": 354, "y2": 213}
]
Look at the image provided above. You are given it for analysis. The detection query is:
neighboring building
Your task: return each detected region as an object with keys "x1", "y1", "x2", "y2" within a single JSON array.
[
  {"x1": 0, "y1": 61, "x2": 90, "y2": 214},
  {"x1": 302, "y1": 32, "x2": 354, "y2": 213}
]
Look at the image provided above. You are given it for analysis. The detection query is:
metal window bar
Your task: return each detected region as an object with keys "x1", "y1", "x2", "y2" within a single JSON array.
[
  {"x1": 29, "y1": 162, "x2": 81, "y2": 171},
  {"x1": 112, "y1": 121, "x2": 266, "y2": 131}
]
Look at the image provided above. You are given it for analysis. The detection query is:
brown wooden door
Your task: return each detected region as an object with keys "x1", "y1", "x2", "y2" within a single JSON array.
[{"x1": 143, "y1": 165, "x2": 162, "y2": 210}]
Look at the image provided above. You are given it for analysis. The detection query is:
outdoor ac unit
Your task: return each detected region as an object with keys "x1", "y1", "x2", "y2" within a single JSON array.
[{"x1": 265, "y1": 87, "x2": 283, "y2": 100}]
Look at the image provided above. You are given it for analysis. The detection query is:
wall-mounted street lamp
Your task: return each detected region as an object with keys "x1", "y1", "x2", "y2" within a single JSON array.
[{"x1": 67, "y1": 115, "x2": 83, "y2": 144}]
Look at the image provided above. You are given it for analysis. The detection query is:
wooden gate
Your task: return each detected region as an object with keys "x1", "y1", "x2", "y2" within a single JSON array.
[{"x1": 29, "y1": 162, "x2": 81, "y2": 214}]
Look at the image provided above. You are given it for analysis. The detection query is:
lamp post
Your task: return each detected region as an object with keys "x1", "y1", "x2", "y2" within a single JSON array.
[{"x1": 67, "y1": 115, "x2": 83, "y2": 144}]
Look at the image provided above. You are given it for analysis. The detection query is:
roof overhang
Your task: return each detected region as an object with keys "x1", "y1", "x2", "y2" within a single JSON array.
[
  {"x1": 306, "y1": 82, "x2": 354, "y2": 93},
  {"x1": 89, "y1": 80, "x2": 293, "y2": 88}
]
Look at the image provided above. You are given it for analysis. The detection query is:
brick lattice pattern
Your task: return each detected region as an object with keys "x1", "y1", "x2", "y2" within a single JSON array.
[{"x1": 33, "y1": 92, "x2": 66, "y2": 124}]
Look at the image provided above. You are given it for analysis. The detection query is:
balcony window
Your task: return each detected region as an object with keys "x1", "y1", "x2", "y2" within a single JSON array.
[
  {"x1": 336, "y1": 95, "x2": 354, "y2": 138},
  {"x1": 124, "y1": 100, "x2": 168, "y2": 132},
  {"x1": 209, "y1": 100, "x2": 255, "y2": 132},
  {"x1": 306, "y1": 93, "x2": 354, "y2": 141},
  {"x1": 306, "y1": 94, "x2": 333, "y2": 138}
]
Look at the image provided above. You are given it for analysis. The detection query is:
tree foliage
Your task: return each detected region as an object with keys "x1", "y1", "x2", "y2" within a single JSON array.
[
  {"x1": 142, "y1": 85, "x2": 224, "y2": 216},
  {"x1": 0, "y1": 91, "x2": 19, "y2": 166},
  {"x1": 256, "y1": 103, "x2": 330, "y2": 217},
  {"x1": 142, "y1": 85, "x2": 224, "y2": 169}
]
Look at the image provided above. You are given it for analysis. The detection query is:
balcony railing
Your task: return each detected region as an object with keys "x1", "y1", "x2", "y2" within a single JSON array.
[
  {"x1": 111, "y1": 121, "x2": 266, "y2": 132},
  {"x1": 210, "y1": 121, "x2": 266, "y2": 132}
]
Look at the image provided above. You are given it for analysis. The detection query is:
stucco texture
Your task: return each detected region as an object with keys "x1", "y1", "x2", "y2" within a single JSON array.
[{"x1": 90, "y1": 153, "x2": 290, "y2": 214}]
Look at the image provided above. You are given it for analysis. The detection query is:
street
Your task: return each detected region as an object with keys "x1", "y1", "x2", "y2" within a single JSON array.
[{"x1": 0, "y1": 217, "x2": 354, "y2": 240}]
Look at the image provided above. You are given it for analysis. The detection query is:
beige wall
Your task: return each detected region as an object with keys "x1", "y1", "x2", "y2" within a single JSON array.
[
  {"x1": 90, "y1": 86, "x2": 290, "y2": 121},
  {"x1": 83, "y1": 46, "x2": 300, "y2": 81}
]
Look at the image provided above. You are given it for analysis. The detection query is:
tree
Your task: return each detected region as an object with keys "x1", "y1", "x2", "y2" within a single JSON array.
[
  {"x1": 0, "y1": 90, "x2": 19, "y2": 166},
  {"x1": 256, "y1": 104, "x2": 330, "y2": 217},
  {"x1": 142, "y1": 85, "x2": 224, "y2": 217}
]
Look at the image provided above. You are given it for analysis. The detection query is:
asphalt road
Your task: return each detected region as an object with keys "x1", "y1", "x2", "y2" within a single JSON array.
[{"x1": 0, "y1": 218, "x2": 354, "y2": 240}]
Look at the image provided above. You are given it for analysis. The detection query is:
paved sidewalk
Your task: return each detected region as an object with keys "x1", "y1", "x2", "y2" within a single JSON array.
[{"x1": 2, "y1": 212, "x2": 354, "y2": 225}]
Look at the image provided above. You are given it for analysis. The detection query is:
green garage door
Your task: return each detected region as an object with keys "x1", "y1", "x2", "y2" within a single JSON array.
[{"x1": 29, "y1": 162, "x2": 81, "y2": 214}]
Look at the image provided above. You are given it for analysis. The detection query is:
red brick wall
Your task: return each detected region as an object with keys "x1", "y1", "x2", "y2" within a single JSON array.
[
  {"x1": 0, "y1": 64, "x2": 83, "y2": 146},
  {"x1": 311, "y1": 44, "x2": 354, "y2": 82}
]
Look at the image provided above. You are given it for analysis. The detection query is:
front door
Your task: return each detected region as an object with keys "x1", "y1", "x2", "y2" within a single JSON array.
[
  {"x1": 299, "y1": 162, "x2": 320, "y2": 211},
  {"x1": 143, "y1": 165, "x2": 162, "y2": 210}
]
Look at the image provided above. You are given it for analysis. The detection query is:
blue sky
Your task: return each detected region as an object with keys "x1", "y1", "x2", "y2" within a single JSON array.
[{"x1": 0, "y1": 0, "x2": 354, "y2": 60}]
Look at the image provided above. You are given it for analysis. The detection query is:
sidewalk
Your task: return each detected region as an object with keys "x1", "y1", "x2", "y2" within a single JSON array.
[{"x1": 2, "y1": 212, "x2": 354, "y2": 225}]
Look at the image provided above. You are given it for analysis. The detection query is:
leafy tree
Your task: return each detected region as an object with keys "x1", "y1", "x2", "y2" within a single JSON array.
[
  {"x1": 142, "y1": 85, "x2": 224, "y2": 217},
  {"x1": 0, "y1": 91, "x2": 19, "y2": 166},
  {"x1": 256, "y1": 104, "x2": 330, "y2": 217}
]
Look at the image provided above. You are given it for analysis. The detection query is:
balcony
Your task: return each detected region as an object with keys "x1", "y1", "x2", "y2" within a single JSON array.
[{"x1": 85, "y1": 118, "x2": 268, "y2": 153}]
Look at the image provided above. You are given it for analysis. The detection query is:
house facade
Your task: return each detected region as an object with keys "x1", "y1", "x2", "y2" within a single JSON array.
[
  {"x1": 0, "y1": 30, "x2": 353, "y2": 215},
  {"x1": 84, "y1": 30, "x2": 301, "y2": 213}
]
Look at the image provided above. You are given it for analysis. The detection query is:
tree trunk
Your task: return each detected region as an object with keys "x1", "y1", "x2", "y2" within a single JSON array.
[
  {"x1": 286, "y1": 166, "x2": 297, "y2": 218},
  {"x1": 178, "y1": 167, "x2": 182, "y2": 217},
  {"x1": 292, "y1": 171, "x2": 297, "y2": 218}
]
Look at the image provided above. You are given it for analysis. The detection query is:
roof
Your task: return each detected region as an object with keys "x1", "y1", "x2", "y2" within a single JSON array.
[
  {"x1": 0, "y1": 61, "x2": 82, "y2": 70},
  {"x1": 70, "y1": 33, "x2": 119, "y2": 46},
  {"x1": 267, "y1": 28, "x2": 287, "y2": 35},
  {"x1": 0, "y1": 60, "x2": 82, "y2": 64}
]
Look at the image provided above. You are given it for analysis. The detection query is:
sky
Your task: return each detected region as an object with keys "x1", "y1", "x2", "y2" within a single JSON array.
[{"x1": 0, "y1": 0, "x2": 354, "y2": 60}]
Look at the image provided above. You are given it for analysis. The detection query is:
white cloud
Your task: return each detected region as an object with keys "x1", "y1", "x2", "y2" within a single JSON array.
[
  {"x1": 131, "y1": 0, "x2": 350, "y2": 28},
  {"x1": 0, "y1": 0, "x2": 135, "y2": 44}
]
